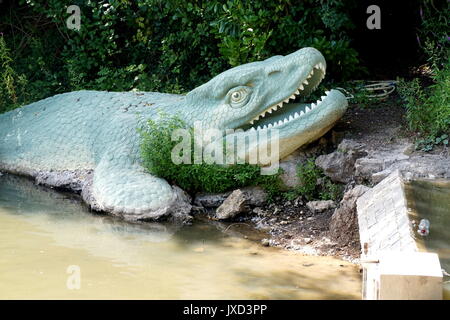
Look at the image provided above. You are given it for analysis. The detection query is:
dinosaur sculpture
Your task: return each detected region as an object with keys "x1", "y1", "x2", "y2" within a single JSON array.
[{"x1": 0, "y1": 47, "x2": 348, "y2": 222}]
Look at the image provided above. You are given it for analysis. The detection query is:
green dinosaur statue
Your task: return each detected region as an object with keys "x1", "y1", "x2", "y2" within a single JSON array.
[{"x1": 0, "y1": 47, "x2": 348, "y2": 222}]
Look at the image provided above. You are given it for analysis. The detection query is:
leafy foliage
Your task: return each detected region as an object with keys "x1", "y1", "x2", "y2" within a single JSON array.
[
  {"x1": 0, "y1": 0, "x2": 364, "y2": 113},
  {"x1": 285, "y1": 158, "x2": 343, "y2": 201},
  {"x1": 396, "y1": 1, "x2": 449, "y2": 151},
  {"x1": 139, "y1": 114, "x2": 282, "y2": 196},
  {"x1": 397, "y1": 61, "x2": 450, "y2": 148}
]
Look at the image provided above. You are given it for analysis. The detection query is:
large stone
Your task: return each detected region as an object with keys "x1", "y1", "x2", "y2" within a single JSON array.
[
  {"x1": 240, "y1": 186, "x2": 268, "y2": 206},
  {"x1": 215, "y1": 189, "x2": 249, "y2": 220},
  {"x1": 279, "y1": 149, "x2": 310, "y2": 188},
  {"x1": 306, "y1": 200, "x2": 336, "y2": 213},
  {"x1": 194, "y1": 186, "x2": 268, "y2": 208},
  {"x1": 354, "y1": 158, "x2": 384, "y2": 182},
  {"x1": 315, "y1": 139, "x2": 367, "y2": 183},
  {"x1": 194, "y1": 191, "x2": 230, "y2": 208},
  {"x1": 329, "y1": 185, "x2": 370, "y2": 246}
]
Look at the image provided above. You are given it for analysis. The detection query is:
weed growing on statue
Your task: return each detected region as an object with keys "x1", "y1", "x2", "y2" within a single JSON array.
[
  {"x1": 139, "y1": 114, "x2": 282, "y2": 197},
  {"x1": 284, "y1": 158, "x2": 343, "y2": 202}
]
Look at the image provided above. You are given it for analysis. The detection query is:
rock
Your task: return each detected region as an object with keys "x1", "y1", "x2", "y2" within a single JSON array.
[
  {"x1": 278, "y1": 145, "x2": 324, "y2": 188},
  {"x1": 194, "y1": 186, "x2": 268, "y2": 208},
  {"x1": 306, "y1": 200, "x2": 336, "y2": 213},
  {"x1": 215, "y1": 189, "x2": 249, "y2": 220},
  {"x1": 279, "y1": 149, "x2": 309, "y2": 188},
  {"x1": 371, "y1": 169, "x2": 392, "y2": 184},
  {"x1": 194, "y1": 191, "x2": 231, "y2": 208},
  {"x1": 350, "y1": 141, "x2": 449, "y2": 184},
  {"x1": 261, "y1": 238, "x2": 271, "y2": 246},
  {"x1": 329, "y1": 185, "x2": 370, "y2": 246},
  {"x1": 162, "y1": 185, "x2": 194, "y2": 224},
  {"x1": 354, "y1": 158, "x2": 384, "y2": 182},
  {"x1": 315, "y1": 139, "x2": 367, "y2": 183}
]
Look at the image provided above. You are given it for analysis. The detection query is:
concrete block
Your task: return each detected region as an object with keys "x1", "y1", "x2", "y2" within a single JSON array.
[{"x1": 378, "y1": 252, "x2": 443, "y2": 300}]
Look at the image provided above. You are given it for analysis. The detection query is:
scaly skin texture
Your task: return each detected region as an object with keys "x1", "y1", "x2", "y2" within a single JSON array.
[{"x1": 0, "y1": 47, "x2": 348, "y2": 221}]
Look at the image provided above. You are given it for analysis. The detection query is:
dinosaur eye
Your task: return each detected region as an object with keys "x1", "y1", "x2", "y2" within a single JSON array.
[
  {"x1": 231, "y1": 91, "x2": 242, "y2": 101},
  {"x1": 228, "y1": 86, "x2": 252, "y2": 107}
]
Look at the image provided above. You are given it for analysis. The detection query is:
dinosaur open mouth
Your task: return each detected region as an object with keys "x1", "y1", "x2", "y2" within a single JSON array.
[{"x1": 245, "y1": 62, "x2": 330, "y2": 131}]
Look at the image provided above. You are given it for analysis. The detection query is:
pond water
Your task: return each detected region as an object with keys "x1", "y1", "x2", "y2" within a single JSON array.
[
  {"x1": 404, "y1": 179, "x2": 450, "y2": 299},
  {"x1": 0, "y1": 174, "x2": 361, "y2": 300}
]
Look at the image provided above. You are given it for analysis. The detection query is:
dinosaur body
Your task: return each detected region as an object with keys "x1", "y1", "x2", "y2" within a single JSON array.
[{"x1": 0, "y1": 47, "x2": 348, "y2": 222}]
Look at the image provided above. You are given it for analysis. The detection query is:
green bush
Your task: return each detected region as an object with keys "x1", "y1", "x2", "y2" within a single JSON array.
[
  {"x1": 139, "y1": 114, "x2": 282, "y2": 196},
  {"x1": 396, "y1": 1, "x2": 449, "y2": 151},
  {"x1": 0, "y1": 0, "x2": 364, "y2": 113},
  {"x1": 0, "y1": 37, "x2": 27, "y2": 113},
  {"x1": 397, "y1": 60, "x2": 450, "y2": 148},
  {"x1": 285, "y1": 158, "x2": 343, "y2": 201}
]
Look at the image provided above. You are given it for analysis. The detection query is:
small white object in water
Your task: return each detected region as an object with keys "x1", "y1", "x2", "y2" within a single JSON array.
[{"x1": 417, "y1": 219, "x2": 430, "y2": 236}]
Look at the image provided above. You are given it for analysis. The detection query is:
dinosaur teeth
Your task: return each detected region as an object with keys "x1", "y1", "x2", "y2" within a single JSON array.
[
  {"x1": 310, "y1": 103, "x2": 316, "y2": 109},
  {"x1": 294, "y1": 112, "x2": 300, "y2": 118},
  {"x1": 299, "y1": 84, "x2": 304, "y2": 90},
  {"x1": 305, "y1": 106, "x2": 311, "y2": 112},
  {"x1": 303, "y1": 79, "x2": 309, "y2": 85}
]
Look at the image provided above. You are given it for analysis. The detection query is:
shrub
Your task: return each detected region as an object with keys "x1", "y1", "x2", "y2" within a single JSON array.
[
  {"x1": 139, "y1": 114, "x2": 282, "y2": 196},
  {"x1": 396, "y1": 1, "x2": 449, "y2": 151},
  {"x1": 285, "y1": 158, "x2": 343, "y2": 201},
  {"x1": 0, "y1": 0, "x2": 365, "y2": 113},
  {"x1": 0, "y1": 36, "x2": 27, "y2": 113},
  {"x1": 397, "y1": 61, "x2": 450, "y2": 149}
]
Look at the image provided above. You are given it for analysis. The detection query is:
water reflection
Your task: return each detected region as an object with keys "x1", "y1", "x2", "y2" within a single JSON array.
[
  {"x1": 404, "y1": 179, "x2": 450, "y2": 299},
  {"x1": 0, "y1": 173, "x2": 361, "y2": 299}
]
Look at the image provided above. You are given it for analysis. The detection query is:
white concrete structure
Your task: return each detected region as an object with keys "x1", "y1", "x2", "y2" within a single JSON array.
[{"x1": 357, "y1": 170, "x2": 443, "y2": 300}]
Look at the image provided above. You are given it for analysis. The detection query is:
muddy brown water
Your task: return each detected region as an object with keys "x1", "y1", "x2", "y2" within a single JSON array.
[
  {"x1": 0, "y1": 174, "x2": 361, "y2": 299},
  {"x1": 404, "y1": 179, "x2": 450, "y2": 299}
]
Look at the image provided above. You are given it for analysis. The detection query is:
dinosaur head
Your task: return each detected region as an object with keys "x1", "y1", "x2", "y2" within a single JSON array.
[{"x1": 183, "y1": 47, "x2": 348, "y2": 162}]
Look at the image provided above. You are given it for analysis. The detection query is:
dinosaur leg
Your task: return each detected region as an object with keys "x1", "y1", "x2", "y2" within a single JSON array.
[{"x1": 82, "y1": 153, "x2": 192, "y2": 222}]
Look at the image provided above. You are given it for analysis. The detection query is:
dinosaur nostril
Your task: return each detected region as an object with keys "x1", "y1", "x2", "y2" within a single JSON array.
[{"x1": 267, "y1": 70, "x2": 281, "y2": 76}]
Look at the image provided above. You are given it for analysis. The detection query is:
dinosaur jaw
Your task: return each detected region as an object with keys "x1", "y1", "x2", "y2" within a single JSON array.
[
  {"x1": 235, "y1": 57, "x2": 348, "y2": 160},
  {"x1": 244, "y1": 59, "x2": 338, "y2": 131},
  {"x1": 247, "y1": 61, "x2": 327, "y2": 128}
]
